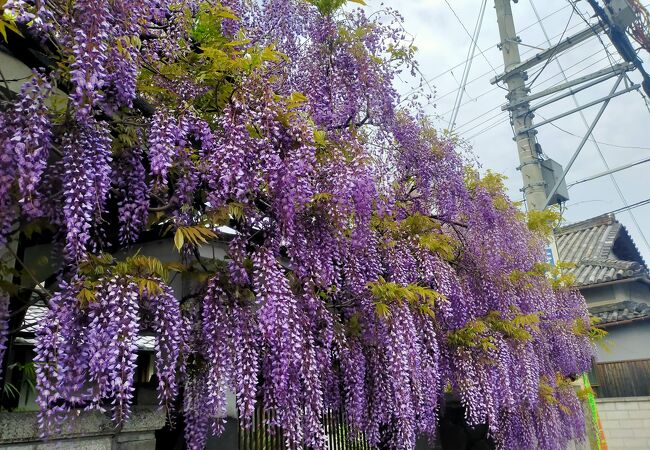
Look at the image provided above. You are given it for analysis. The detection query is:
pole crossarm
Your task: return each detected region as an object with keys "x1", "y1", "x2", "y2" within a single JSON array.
[
  {"x1": 542, "y1": 75, "x2": 624, "y2": 209},
  {"x1": 519, "y1": 82, "x2": 640, "y2": 133},
  {"x1": 528, "y1": 68, "x2": 637, "y2": 113},
  {"x1": 503, "y1": 63, "x2": 635, "y2": 111},
  {"x1": 491, "y1": 23, "x2": 605, "y2": 84}
]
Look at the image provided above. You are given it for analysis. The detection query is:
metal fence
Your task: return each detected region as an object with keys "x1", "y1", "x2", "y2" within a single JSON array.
[{"x1": 239, "y1": 407, "x2": 371, "y2": 450}]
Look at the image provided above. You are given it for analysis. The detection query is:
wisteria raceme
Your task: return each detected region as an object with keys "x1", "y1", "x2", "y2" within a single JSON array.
[
  {"x1": 69, "y1": 0, "x2": 110, "y2": 118},
  {"x1": 114, "y1": 147, "x2": 150, "y2": 244},
  {"x1": 34, "y1": 281, "x2": 89, "y2": 435},
  {"x1": 230, "y1": 302, "x2": 260, "y2": 427},
  {"x1": 185, "y1": 277, "x2": 262, "y2": 449},
  {"x1": 85, "y1": 278, "x2": 140, "y2": 424},
  {"x1": 62, "y1": 119, "x2": 112, "y2": 260},
  {"x1": 3, "y1": 0, "x2": 53, "y2": 36},
  {"x1": 252, "y1": 247, "x2": 306, "y2": 446},
  {"x1": 0, "y1": 110, "x2": 18, "y2": 249},
  {"x1": 183, "y1": 372, "x2": 211, "y2": 450},
  {"x1": 1, "y1": 1, "x2": 601, "y2": 449},
  {"x1": 0, "y1": 294, "x2": 8, "y2": 379},
  {"x1": 9, "y1": 72, "x2": 52, "y2": 217},
  {"x1": 146, "y1": 283, "x2": 186, "y2": 412},
  {"x1": 148, "y1": 110, "x2": 179, "y2": 185},
  {"x1": 0, "y1": 72, "x2": 52, "y2": 245},
  {"x1": 200, "y1": 282, "x2": 233, "y2": 438}
]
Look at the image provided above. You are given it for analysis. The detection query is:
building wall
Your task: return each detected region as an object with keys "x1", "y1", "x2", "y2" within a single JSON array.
[
  {"x1": 579, "y1": 281, "x2": 650, "y2": 364},
  {"x1": 0, "y1": 407, "x2": 165, "y2": 450},
  {"x1": 595, "y1": 321, "x2": 650, "y2": 363},
  {"x1": 581, "y1": 285, "x2": 615, "y2": 307},
  {"x1": 596, "y1": 397, "x2": 650, "y2": 449},
  {"x1": 581, "y1": 281, "x2": 650, "y2": 308}
]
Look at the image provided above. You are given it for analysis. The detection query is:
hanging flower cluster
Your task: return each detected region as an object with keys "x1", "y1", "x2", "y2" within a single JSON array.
[
  {"x1": 33, "y1": 263, "x2": 187, "y2": 435},
  {"x1": 0, "y1": 1, "x2": 600, "y2": 449},
  {"x1": 0, "y1": 294, "x2": 8, "y2": 375},
  {"x1": 0, "y1": 71, "x2": 52, "y2": 244}
]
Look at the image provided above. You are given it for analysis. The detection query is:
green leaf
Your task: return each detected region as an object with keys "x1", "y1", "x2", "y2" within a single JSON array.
[
  {"x1": 216, "y1": 6, "x2": 240, "y2": 21},
  {"x1": 174, "y1": 225, "x2": 218, "y2": 251},
  {"x1": 2, "y1": 380, "x2": 20, "y2": 399},
  {"x1": 374, "y1": 302, "x2": 391, "y2": 319},
  {"x1": 287, "y1": 91, "x2": 308, "y2": 109},
  {"x1": 313, "y1": 129, "x2": 327, "y2": 147},
  {"x1": 77, "y1": 288, "x2": 96, "y2": 305},
  {"x1": 174, "y1": 228, "x2": 185, "y2": 251}
]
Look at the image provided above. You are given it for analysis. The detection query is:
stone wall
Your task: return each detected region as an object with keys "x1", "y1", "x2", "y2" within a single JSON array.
[
  {"x1": 596, "y1": 396, "x2": 650, "y2": 449},
  {"x1": 0, "y1": 407, "x2": 165, "y2": 450}
]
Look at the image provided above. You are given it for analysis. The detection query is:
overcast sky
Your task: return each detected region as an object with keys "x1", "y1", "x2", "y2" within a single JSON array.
[{"x1": 366, "y1": 0, "x2": 650, "y2": 261}]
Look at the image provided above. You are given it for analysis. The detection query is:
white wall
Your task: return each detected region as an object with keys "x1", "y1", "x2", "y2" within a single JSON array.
[
  {"x1": 596, "y1": 397, "x2": 650, "y2": 449},
  {"x1": 596, "y1": 321, "x2": 650, "y2": 363}
]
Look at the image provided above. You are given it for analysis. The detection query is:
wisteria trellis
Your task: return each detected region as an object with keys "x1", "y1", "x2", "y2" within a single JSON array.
[{"x1": 0, "y1": 1, "x2": 597, "y2": 449}]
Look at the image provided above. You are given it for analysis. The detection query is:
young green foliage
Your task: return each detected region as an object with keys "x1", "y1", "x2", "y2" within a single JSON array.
[{"x1": 367, "y1": 276, "x2": 444, "y2": 320}]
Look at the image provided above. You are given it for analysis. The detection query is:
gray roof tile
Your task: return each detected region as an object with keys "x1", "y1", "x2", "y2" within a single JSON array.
[
  {"x1": 589, "y1": 300, "x2": 650, "y2": 326},
  {"x1": 555, "y1": 214, "x2": 648, "y2": 287}
]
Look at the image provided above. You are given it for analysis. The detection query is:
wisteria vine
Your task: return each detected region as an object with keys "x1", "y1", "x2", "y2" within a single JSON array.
[{"x1": 0, "y1": 1, "x2": 599, "y2": 449}]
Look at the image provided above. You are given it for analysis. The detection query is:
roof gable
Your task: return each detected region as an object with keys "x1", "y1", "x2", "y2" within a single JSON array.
[{"x1": 555, "y1": 214, "x2": 648, "y2": 287}]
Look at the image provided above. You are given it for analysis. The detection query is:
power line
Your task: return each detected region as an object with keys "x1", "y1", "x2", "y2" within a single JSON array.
[
  {"x1": 401, "y1": 5, "x2": 581, "y2": 103},
  {"x1": 438, "y1": 32, "x2": 597, "y2": 118},
  {"x1": 442, "y1": 0, "x2": 499, "y2": 76},
  {"x1": 604, "y1": 197, "x2": 650, "y2": 215},
  {"x1": 565, "y1": 0, "x2": 650, "y2": 253},
  {"x1": 461, "y1": 50, "x2": 622, "y2": 140},
  {"x1": 449, "y1": 0, "x2": 488, "y2": 130},
  {"x1": 527, "y1": 7, "x2": 576, "y2": 88},
  {"x1": 567, "y1": 157, "x2": 650, "y2": 186},
  {"x1": 568, "y1": 1, "x2": 621, "y2": 71},
  {"x1": 454, "y1": 45, "x2": 618, "y2": 134},
  {"x1": 543, "y1": 119, "x2": 650, "y2": 150},
  {"x1": 535, "y1": 0, "x2": 650, "y2": 252},
  {"x1": 405, "y1": 17, "x2": 589, "y2": 104}
]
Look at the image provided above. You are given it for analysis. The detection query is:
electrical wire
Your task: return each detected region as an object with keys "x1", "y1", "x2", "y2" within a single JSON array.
[
  {"x1": 461, "y1": 42, "x2": 619, "y2": 132},
  {"x1": 442, "y1": 0, "x2": 499, "y2": 76},
  {"x1": 405, "y1": 18, "x2": 588, "y2": 105},
  {"x1": 454, "y1": 44, "x2": 617, "y2": 135},
  {"x1": 567, "y1": 157, "x2": 650, "y2": 186},
  {"x1": 527, "y1": 7, "x2": 576, "y2": 88},
  {"x1": 536, "y1": 0, "x2": 650, "y2": 253},
  {"x1": 565, "y1": 1, "x2": 650, "y2": 252},
  {"x1": 438, "y1": 33, "x2": 597, "y2": 119},
  {"x1": 462, "y1": 50, "x2": 622, "y2": 140},
  {"x1": 569, "y1": 1, "x2": 620, "y2": 69},
  {"x1": 542, "y1": 119, "x2": 650, "y2": 151},
  {"x1": 603, "y1": 197, "x2": 650, "y2": 216},
  {"x1": 401, "y1": 4, "x2": 580, "y2": 103},
  {"x1": 449, "y1": 0, "x2": 488, "y2": 130}
]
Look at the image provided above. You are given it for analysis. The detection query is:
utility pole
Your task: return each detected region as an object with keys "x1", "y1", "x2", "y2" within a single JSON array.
[
  {"x1": 492, "y1": 0, "x2": 646, "y2": 214},
  {"x1": 493, "y1": 0, "x2": 547, "y2": 211}
]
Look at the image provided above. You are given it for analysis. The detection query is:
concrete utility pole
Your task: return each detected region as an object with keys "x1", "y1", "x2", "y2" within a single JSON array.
[{"x1": 493, "y1": 0, "x2": 547, "y2": 211}]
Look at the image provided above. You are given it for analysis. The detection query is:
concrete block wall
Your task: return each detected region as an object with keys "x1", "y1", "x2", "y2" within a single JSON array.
[
  {"x1": 0, "y1": 407, "x2": 165, "y2": 450},
  {"x1": 596, "y1": 396, "x2": 650, "y2": 449}
]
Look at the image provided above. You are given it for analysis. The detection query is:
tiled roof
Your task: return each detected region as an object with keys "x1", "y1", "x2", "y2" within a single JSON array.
[
  {"x1": 589, "y1": 300, "x2": 650, "y2": 326},
  {"x1": 555, "y1": 214, "x2": 648, "y2": 287}
]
